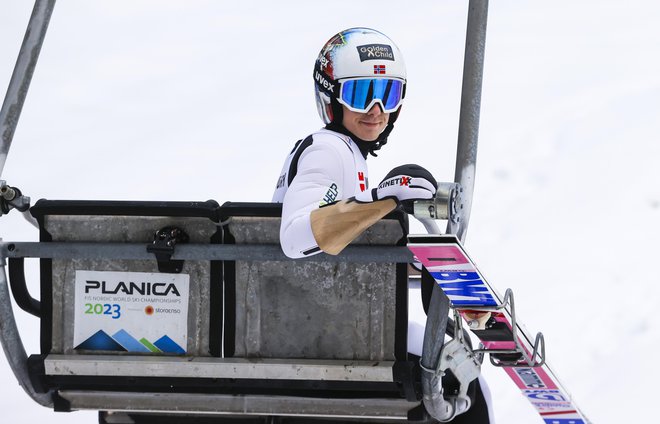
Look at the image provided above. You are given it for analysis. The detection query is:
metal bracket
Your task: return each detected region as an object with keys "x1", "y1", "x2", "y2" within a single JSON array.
[
  {"x1": 470, "y1": 289, "x2": 546, "y2": 368},
  {"x1": 413, "y1": 182, "x2": 464, "y2": 223},
  {"x1": 420, "y1": 307, "x2": 481, "y2": 422},
  {"x1": 441, "y1": 317, "x2": 482, "y2": 392},
  {"x1": 146, "y1": 226, "x2": 189, "y2": 273},
  {"x1": 0, "y1": 180, "x2": 31, "y2": 214}
]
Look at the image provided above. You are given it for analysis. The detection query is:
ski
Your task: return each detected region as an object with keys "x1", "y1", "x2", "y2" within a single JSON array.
[{"x1": 408, "y1": 234, "x2": 590, "y2": 424}]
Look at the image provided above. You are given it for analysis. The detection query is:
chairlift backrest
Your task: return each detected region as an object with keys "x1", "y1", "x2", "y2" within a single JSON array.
[{"x1": 28, "y1": 200, "x2": 411, "y2": 365}]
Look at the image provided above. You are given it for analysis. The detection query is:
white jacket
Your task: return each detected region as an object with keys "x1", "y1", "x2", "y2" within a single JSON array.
[{"x1": 272, "y1": 129, "x2": 369, "y2": 258}]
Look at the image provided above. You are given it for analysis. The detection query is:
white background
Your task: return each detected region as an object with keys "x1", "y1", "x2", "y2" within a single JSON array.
[{"x1": 1, "y1": 1, "x2": 659, "y2": 423}]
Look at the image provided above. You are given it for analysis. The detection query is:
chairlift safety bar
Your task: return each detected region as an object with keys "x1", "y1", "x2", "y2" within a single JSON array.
[{"x1": 0, "y1": 241, "x2": 414, "y2": 263}]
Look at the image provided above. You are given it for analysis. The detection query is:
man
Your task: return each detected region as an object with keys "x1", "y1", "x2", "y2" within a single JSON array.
[
  {"x1": 273, "y1": 27, "x2": 437, "y2": 258},
  {"x1": 272, "y1": 28, "x2": 493, "y2": 422}
]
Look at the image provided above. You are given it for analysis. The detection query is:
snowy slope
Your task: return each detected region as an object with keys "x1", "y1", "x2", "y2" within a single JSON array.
[{"x1": 1, "y1": 1, "x2": 658, "y2": 423}]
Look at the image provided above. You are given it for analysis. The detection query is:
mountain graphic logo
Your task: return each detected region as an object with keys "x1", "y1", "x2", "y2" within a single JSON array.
[{"x1": 75, "y1": 329, "x2": 185, "y2": 354}]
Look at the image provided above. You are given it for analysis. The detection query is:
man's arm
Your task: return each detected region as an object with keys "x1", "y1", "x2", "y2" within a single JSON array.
[
  {"x1": 310, "y1": 198, "x2": 397, "y2": 255},
  {"x1": 311, "y1": 164, "x2": 438, "y2": 255},
  {"x1": 279, "y1": 141, "x2": 349, "y2": 258}
]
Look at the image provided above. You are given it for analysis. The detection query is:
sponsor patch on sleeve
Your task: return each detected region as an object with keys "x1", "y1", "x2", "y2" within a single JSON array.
[{"x1": 319, "y1": 183, "x2": 339, "y2": 206}]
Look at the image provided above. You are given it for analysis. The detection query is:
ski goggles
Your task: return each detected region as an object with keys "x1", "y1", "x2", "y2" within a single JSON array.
[{"x1": 337, "y1": 77, "x2": 405, "y2": 113}]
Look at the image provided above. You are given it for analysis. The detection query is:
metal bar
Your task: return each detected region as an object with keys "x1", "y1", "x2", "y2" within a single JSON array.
[
  {"x1": 58, "y1": 391, "x2": 417, "y2": 419},
  {"x1": 420, "y1": 283, "x2": 457, "y2": 421},
  {"x1": 8, "y1": 257, "x2": 41, "y2": 317},
  {"x1": 0, "y1": 242, "x2": 414, "y2": 263},
  {"x1": 44, "y1": 355, "x2": 395, "y2": 382},
  {"x1": 0, "y1": 0, "x2": 57, "y2": 178},
  {"x1": 0, "y1": 262, "x2": 52, "y2": 406},
  {"x1": 448, "y1": 0, "x2": 489, "y2": 243}
]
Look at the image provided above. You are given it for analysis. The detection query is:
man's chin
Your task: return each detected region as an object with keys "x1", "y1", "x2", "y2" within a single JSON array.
[{"x1": 356, "y1": 127, "x2": 385, "y2": 141}]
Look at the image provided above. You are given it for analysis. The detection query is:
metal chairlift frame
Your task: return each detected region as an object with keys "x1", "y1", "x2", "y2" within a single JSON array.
[{"x1": 0, "y1": 0, "x2": 489, "y2": 420}]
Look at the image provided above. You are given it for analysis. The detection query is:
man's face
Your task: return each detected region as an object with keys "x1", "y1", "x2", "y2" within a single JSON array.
[{"x1": 341, "y1": 104, "x2": 389, "y2": 141}]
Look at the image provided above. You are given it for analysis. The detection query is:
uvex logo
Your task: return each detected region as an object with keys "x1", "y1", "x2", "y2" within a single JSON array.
[{"x1": 314, "y1": 71, "x2": 335, "y2": 93}]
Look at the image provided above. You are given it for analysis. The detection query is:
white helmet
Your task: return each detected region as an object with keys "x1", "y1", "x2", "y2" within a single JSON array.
[{"x1": 313, "y1": 28, "x2": 407, "y2": 156}]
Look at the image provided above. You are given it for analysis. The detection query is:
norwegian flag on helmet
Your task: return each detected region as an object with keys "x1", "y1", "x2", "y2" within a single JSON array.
[{"x1": 373, "y1": 65, "x2": 386, "y2": 74}]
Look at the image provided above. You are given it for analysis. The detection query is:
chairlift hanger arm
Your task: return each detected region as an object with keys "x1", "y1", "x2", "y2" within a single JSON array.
[
  {"x1": 0, "y1": 0, "x2": 56, "y2": 179},
  {"x1": 448, "y1": 0, "x2": 489, "y2": 242},
  {"x1": 0, "y1": 264, "x2": 53, "y2": 407},
  {"x1": 0, "y1": 1, "x2": 57, "y2": 410}
]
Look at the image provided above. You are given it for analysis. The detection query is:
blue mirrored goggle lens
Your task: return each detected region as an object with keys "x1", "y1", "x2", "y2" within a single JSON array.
[{"x1": 340, "y1": 79, "x2": 404, "y2": 111}]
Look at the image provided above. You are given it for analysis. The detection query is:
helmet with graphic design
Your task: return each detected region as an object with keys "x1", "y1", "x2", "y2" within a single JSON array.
[{"x1": 314, "y1": 28, "x2": 407, "y2": 155}]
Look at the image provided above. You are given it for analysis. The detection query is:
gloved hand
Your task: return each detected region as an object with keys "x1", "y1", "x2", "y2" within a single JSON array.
[{"x1": 356, "y1": 164, "x2": 437, "y2": 213}]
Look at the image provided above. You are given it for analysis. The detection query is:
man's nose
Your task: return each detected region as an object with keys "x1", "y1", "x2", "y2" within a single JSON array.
[{"x1": 367, "y1": 103, "x2": 384, "y2": 115}]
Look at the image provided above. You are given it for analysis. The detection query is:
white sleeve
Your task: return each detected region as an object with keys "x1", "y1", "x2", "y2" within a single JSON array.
[{"x1": 280, "y1": 142, "x2": 347, "y2": 258}]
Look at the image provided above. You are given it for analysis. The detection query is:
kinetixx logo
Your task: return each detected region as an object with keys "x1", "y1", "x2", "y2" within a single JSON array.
[{"x1": 379, "y1": 176, "x2": 410, "y2": 189}]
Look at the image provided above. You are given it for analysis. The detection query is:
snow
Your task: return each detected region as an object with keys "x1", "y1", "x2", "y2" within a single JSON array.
[{"x1": 1, "y1": 1, "x2": 659, "y2": 423}]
